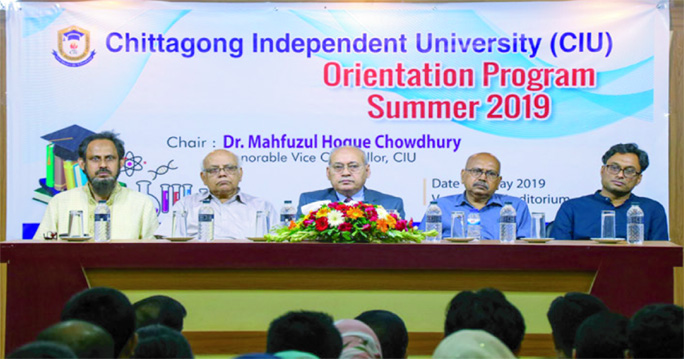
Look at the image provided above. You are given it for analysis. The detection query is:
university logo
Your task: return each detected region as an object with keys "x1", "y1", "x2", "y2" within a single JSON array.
[{"x1": 52, "y1": 26, "x2": 96, "y2": 67}]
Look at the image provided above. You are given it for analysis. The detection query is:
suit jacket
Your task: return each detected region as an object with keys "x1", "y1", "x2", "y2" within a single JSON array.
[{"x1": 296, "y1": 187, "x2": 405, "y2": 219}]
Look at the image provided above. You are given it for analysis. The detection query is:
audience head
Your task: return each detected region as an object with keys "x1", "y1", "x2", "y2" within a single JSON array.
[
  {"x1": 37, "y1": 320, "x2": 115, "y2": 358},
  {"x1": 433, "y1": 329, "x2": 515, "y2": 359},
  {"x1": 626, "y1": 303, "x2": 683, "y2": 358},
  {"x1": 573, "y1": 311, "x2": 628, "y2": 359},
  {"x1": 546, "y1": 292, "x2": 607, "y2": 358},
  {"x1": 356, "y1": 310, "x2": 408, "y2": 359},
  {"x1": 335, "y1": 319, "x2": 382, "y2": 359},
  {"x1": 8, "y1": 341, "x2": 77, "y2": 358},
  {"x1": 266, "y1": 310, "x2": 342, "y2": 359},
  {"x1": 61, "y1": 287, "x2": 137, "y2": 358},
  {"x1": 444, "y1": 288, "x2": 525, "y2": 354},
  {"x1": 133, "y1": 295, "x2": 187, "y2": 331},
  {"x1": 133, "y1": 324, "x2": 193, "y2": 358}
]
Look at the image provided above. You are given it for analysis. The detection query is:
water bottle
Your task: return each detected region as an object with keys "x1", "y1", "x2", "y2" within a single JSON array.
[
  {"x1": 466, "y1": 210, "x2": 481, "y2": 240},
  {"x1": 499, "y1": 202, "x2": 517, "y2": 243},
  {"x1": 280, "y1": 200, "x2": 297, "y2": 226},
  {"x1": 198, "y1": 199, "x2": 214, "y2": 242},
  {"x1": 425, "y1": 201, "x2": 443, "y2": 242},
  {"x1": 627, "y1": 202, "x2": 644, "y2": 244},
  {"x1": 94, "y1": 200, "x2": 111, "y2": 242}
]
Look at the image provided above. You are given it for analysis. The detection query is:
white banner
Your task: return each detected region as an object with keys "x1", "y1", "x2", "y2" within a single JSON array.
[{"x1": 6, "y1": 0, "x2": 670, "y2": 239}]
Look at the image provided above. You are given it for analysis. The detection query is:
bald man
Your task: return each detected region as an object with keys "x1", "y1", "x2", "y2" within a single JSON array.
[
  {"x1": 155, "y1": 150, "x2": 277, "y2": 239},
  {"x1": 420, "y1": 153, "x2": 531, "y2": 239},
  {"x1": 296, "y1": 146, "x2": 405, "y2": 218},
  {"x1": 37, "y1": 320, "x2": 115, "y2": 358}
]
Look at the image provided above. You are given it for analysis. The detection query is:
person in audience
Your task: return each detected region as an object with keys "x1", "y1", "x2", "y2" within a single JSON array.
[
  {"x1": 61, "y1": 287, "x2": 138, "y2": 358},
  {"x1": 266, "y1": 310, "x2": 342, "y2": 359},
  {"x1": 551, "y1": 143, "x2": 668, "y2": 240},
  {"x1": 572, "y1": 311, "x2": 628, "y2": 359},
  {"x1": 8, "y1": 341, "x2": 78, "y2": 358},
  {"x1": 419, "y1": 152, "x2": 531, "y2": 239},
  {"x1": 296, "y1": 146, "x2": 405, "y2": 218},
  {"x1": 335, "y1": 319, "x2": 383, "y2": 359},
  {"x1": 356, "y1": 309, "x2": 408, "y2": 359},
  {"x1": 443, "y1": 288, "x2": 525, "y2": 355},
  {"x1": 155, "y1": 149, "x2": 277, "y2": 239},
  {"x1": 34, "y1": 131, "x2": 158, "y2": 239},
  {"x1": 132, "y1": 324, "x2": 193, "y2": 358},
  {"x1": 626, "y1": 303, "x2": 683, "y2": 358},
  {"x1": 433, "y1": 329, "x2": 516, "y2": 359},
  {"x1": 37, "y1": 320, "x2": 115, "y2": 358},
  {"x1": 133, "y1": 295, "x2": 187, "y2": 331},
  {"x1": 546, "y1": 292, "x2": 607, "y2": 359}
]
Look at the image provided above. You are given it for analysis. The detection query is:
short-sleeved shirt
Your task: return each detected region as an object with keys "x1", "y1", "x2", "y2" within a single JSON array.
[
  {"x1": 156, "y1": 190, "x2": 278, "y2": 239},
  {"x1": 419, "y1": 192, "x2": 532, "y2": 239},
  {"x1": 34, "y1": 183, "x2": 159, "y2": 239},
  {"x1": 550, "y1": 191, "x2": 669, "y2": 240}
]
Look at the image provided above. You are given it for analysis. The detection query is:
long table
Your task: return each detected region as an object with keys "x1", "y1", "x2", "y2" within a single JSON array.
[{"x1": 1, "y1": 239, "x2": 681, "y2": 356}]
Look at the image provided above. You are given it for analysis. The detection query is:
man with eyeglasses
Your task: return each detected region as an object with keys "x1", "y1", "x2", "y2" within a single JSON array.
[
  {"x1": 419, "y1": 152, "x2": 531, "y2": 239},
  {"x1": 156, "y1": 149, "x2": 277, "y2": 239},
  {"x1": 296, "y1": 146, "x2": 405, "y2": 218},
  {"x1": 34, "y1": 131, "x2": 158, "y2": 239},
  {"x1": 550, "y1": 143, "x2": 668, "y2": 240}
]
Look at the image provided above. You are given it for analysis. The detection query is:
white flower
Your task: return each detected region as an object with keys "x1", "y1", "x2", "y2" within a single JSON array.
[
  {"x1": 327, "y1": 210, "x2": 345, "y2": 227},
  {"x1": 376, "y1": 207, "x2": 389, "y2": 219}
]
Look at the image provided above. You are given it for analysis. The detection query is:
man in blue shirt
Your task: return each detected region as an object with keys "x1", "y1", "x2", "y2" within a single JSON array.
[
  {"x1": 420, "y1": 152, "x2": 531, "y2": 239},
  {"x1": 551, "y1": 143, "x2": 668, "y2": 240}
]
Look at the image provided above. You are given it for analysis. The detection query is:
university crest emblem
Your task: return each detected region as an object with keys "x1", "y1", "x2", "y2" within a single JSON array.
[{"x1": 52, "y1": 26, "x2": 96, "y2": 67}]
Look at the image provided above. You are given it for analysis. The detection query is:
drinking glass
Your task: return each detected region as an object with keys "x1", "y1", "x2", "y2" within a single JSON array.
[
  {"x1": 450, "y1": 211, "x2": 466, "y2": 238},
  {"x1": 68, "y1": 210, "x2": 84, "y2": 237},
  {"x1": 601, "y1": 210, "x2": 616, "y2": 238},
  {"x1": 172, "y1": 210, "x2": 188, "y2": 237},
  {"x1": 255, "y1": 211, "x2": 269, "y2": 237},
  {"x1": 530, "y1": 212, "x2": 546, "y2": 239}
]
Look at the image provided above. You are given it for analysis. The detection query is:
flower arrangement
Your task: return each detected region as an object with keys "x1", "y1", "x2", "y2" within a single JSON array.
[{"x1": 265, "y1": 201, "x2": 436, "y2": 243}]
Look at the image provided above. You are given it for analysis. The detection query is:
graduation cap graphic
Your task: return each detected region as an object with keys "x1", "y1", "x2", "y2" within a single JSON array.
[
  {"x1": 63, "y1": 29, "x2": 85, "y2": 42},
  {"x1": 41, "y1": 124, "x2": 95, "y2": 161}
]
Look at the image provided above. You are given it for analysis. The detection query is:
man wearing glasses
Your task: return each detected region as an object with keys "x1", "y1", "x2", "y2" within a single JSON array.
[
  {"x1": 296, "y1": 146, "x2": 405, "y2": 218},
  {"x1": 156, "y1": 149, "x2": 277, "y2": 239},
  {"x1": 550, "y1": 143, "x2": 668, "y2": 240},
  {"x1": 419, "y1": 152, "x2": 531, "y2": 239}
]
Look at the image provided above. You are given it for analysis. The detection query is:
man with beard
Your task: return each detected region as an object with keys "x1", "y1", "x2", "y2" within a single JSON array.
[
  {"x1": 420, "y1": 152, "x2": 530, "y2": 239},
  {"x1": 551, "y1": 143, "x2": 668, "y2": 240},
  {"x1": 34, "y1": 132, "x2": 158, "y2": 239},
  {"x1": 156, "y1": 149, "x2": 277, "y2": 239}
]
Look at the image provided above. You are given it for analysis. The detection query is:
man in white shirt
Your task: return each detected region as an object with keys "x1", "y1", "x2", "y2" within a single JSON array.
[{"x1": 156, "y1": 149, "x2": 277, "y2": 239}]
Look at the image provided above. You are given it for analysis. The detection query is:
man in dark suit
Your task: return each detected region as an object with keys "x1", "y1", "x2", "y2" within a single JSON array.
[{"x1": 296, "y1": 146, "x2": 405, "y2": 218}]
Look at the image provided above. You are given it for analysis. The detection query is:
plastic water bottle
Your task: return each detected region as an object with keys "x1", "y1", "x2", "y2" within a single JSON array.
[
  {"x1": 466, "y1": 210, "x2": 481, "y2": 240},
  {"x1": 280, "y1": 200, "x2": 297, "y2": 226},
  {"x1": 499, "y1": 202, "x2": 517, "y2": 243},
  {"x1": 425, "y1": 201, "x2": 443, "y2": 242},
  {"x1": 627, "y1": 203, "x2": 644, "y2": 244},
  {"x1": 94, "y1": 200, "x2": 111, "y2": 242},
  {"x1": 198, "y1": 199, "x2": 214, "y2": 242}
]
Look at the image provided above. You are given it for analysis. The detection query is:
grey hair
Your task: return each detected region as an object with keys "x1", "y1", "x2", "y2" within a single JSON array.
[
  {"x1": 200, "y1": 150, "x2": 242, "y2": 171},
  {"x1": 328, "y1": 146, "x2": 367, "y2": 166}
]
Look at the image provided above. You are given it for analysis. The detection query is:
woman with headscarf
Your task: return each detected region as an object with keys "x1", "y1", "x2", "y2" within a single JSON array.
[{"x1": 334, "y1": 319, "x2": 383, "y2": 359}]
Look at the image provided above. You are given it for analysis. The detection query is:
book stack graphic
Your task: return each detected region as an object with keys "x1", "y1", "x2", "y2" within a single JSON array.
[{"x1": 34, "y1": 125, "x2": 95, "y2": 203}]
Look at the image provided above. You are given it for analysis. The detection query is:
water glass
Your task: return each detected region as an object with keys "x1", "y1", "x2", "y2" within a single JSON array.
[
  {"x1": 68, "y1": 210, "x2": 84, "y2": 237},
  {"x1": 450, "y1": 211, "x2": 466, "y2": 238},
  {"x1": 601, "y1": 210, "x2": 616, "y2": 238},
  {"x1": 530, "y1": 212, "x2": 546, "y2": 239},
  {"x1": 255, "y1": 210, "x2": 269, "y2": 237},
  {"x1": 172, "y1": 210, "x2": 188, "y2": 237}
]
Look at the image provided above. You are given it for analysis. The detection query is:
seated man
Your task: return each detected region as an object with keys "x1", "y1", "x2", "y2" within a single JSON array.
[
  {"x1": 420, "y1": 152, "x2": 531, "y2": 239},
  {"x1": 156, "y1": 149, "x2": 277, "y2": 239},
  {"x1": 34, "y1": 131, "x2": 158, "y2": 239},
  {"x1": 551, "y1": 143, "x2": 668, "y2": 240},
  {"x1": 37, "y1": 320, "x2": 115, "y2": 359},
  {"x1": 133, "y1": 295, "x2": 187, "y2": 331},
  {"x1": 573, "y1": 311, "x2": 628, "y2": 359},
  {"x1": 626, "y1": 304, "x2": 683, "y2": 359},
  {"x1": 546, "y1": 292, "x2": 607, "y2": 359},
  {"x1": 356, "y1": 310, "x2": 408, "y2": 359},
  {"x1": 296, "y1": 146, "x2": 405, "y2": 218},
  {"x1": 266, "y1": 310, "x2": 342, "y2": 359}
]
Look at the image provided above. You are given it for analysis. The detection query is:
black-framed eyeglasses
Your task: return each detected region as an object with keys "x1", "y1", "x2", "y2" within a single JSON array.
[
  {"x1": 605, "y1": 163, "x2": 640, "y2": 178},
  {"x1": 330, "y1": 162, "x2": 363, "y2": 173},
  {"x1": 465, "y1": 168, "x2": 499, "y2": 180},
  {"x1": 204, "y1": 165, "x2": 239, "y2": 176}
]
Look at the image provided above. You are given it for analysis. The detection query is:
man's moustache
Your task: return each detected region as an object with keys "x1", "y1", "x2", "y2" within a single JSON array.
[{"x1": 474, "y1": 181, "x2": 489, "y2": 189}]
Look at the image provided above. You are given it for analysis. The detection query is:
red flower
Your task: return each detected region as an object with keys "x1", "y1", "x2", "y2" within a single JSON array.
[
  {"x1": 395, "y1": 219, "x2": 407, "y2": 231},
  {"x1": 315, "y1": 217, "x2": 329, "y2": 231},
  {"x1": 408, "y1": 219, "x2": 414, "y2": 229},
  {"x1": 339, "y1": 222, "x2": 353, "y2": 232}
]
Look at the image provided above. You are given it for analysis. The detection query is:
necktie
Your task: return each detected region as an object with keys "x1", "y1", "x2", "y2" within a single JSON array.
[{"x1": 344, "y1": 197, "x2": 353, "y2": 203}]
